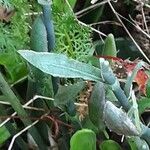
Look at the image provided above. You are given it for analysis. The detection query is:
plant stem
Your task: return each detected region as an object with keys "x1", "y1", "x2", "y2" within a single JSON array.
[
  {"x1": 42, "y1": 4, "x2": 55, "y2": 52},
  {"x1": 0, "y1": 72, "x2": 48, "y2": 149}
]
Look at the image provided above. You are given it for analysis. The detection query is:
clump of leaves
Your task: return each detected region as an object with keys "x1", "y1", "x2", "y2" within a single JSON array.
[
  {"x1": 0, "y1": 0, "x2": 31, "y2": 83},
  {"x1": 53, "y1": 6, "x2": 94, "y2": 62}
]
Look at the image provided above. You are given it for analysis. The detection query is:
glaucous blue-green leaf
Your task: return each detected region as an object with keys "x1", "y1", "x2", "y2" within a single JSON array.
[
  {"x1": 18, "y1": 50, "x2": 101, "y2": 81},
  {"x1": 100, "y1": 140, "x2": 122, "y2": 150},
  {"x1": 38, "y1": 0, "x2": 51, "y2": 5},
  {"x1": 31, "y1": 16, "x2": 48, "y2": 52},
  {"x1": 70, "y1": 129, "x2": 96, "y2": 150},
  {"x1": 88, "y1": 82, "x2": 105, "y2": 130},
  {"x1": 103, "y1": 101, "x2": 139, "y2": 136}
]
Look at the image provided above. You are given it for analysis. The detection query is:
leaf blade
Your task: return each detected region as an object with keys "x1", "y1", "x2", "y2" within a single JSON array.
[
  {"x1": 18, "y1": 50, "x2": 101, "y2": 81},
  {"x1": 70, "y1": 129, "x2": 96, "y2": 150}
]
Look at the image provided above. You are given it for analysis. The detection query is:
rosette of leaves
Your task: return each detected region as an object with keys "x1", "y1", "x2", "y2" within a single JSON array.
[{"x1": 53, "y1": 8, "x2": 94, "y2": 62}]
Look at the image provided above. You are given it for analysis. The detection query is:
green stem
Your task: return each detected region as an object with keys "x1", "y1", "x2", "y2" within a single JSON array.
[
  {"x1": 0, "y1": 105, "x2": 28, "y2": 150},
  {"x1": 99, "y1": 58, "x2": 150, "y2": 145},
  {"x1": 42, "y1": 5, "x2": 55, "y2": 52},
  {"x1": 0, "y1": 72, "x2": 48, "y2": 149}
]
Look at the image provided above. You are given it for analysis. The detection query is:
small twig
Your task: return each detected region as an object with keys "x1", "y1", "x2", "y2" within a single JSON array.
[
  {"x1": 89, "y1": 20, "x2": 122, "y2": 26},
  {"x1": 91, "y1": 0, "x2": 99, "y2": 4},
  {"x1": 141, "y1": 4, "x2": 149, "y2": 34},
  {"x1": 74, "y1": 102, "x2": 88, "y2": 107},
  {"x1": 128, "y1": 15, "x2": 150, "y2": 39},
  {"x1": 24, "y1": 12, "x2": 42, "y2": 16},
  {"x1": 78, "y1": 20, "x2": 107, "y2": 37},
  {"x1": 0, "y1": 94, "x2": 88, "y2": 127},
  {"x1": 65, "y1": 0, "x2": 107, "y2": 37},
  {"x1": 98, "y1": 26, "x2": 105, "y2": 44},
  {"x1": 75, "y1": 0, "x2": 108, "y2": 16},
  {"x1": 0, "y1": 112, "x2": 17, "y2": 128},
  {"x1": 10, "y1": 76, "x2": 27, "y2": 87},
  {"x1": 133, "y1": 0, "x2": 150, "y2": 9},
  {"x1": 0, "y1": 100, "x2": 45, "y2": 112},
  {"x1": 0, "y1": 95, "x2": 54, "y2": 127},
  {"x1": 8, "y1": 112, "x2": 50, "y2": 150},
  {"x1": 108, "y1": 0, "x2": 150, "y2": 64}
]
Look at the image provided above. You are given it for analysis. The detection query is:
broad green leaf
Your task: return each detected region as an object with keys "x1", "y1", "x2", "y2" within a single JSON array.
[
  {"x1": 88, "y1": 82, "x2": 105, "y2": 130},
  {"x1": 18, "y1": 50, "x2": 101, "y2": 81},
  {"x1": 128, "y1": 137, "x2": 149, "y2": 150},
  {"x1": 103, "y1": 101, "x2": 139, "y2": 136},
  {"x1": 146, "y1": 79, "x2": 150, "y2": 98},
  {"x1": 70, "y1": 129, "x2": 96, "y2": 150},
  {"x1": 100, "y1": 140, "x2": 122, "y2": 150},
  {"x1": 0, "y1": 126, "x2": 10, "y2": 145},
  {"x1": 137, "y1": 97, "x2": 150, "y2": 114},
  {"x1": 54, "y1": 81, "x2": 86, "y2": 105}
]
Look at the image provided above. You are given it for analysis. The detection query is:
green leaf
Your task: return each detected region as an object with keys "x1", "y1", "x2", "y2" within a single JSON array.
[
  {"x1": 53, "y1": 0, "x2": 76, "y2": 12},
  {"x1": 54, "y1": 81, "x2": 86, "y2": 105},
  {"x1": 0, "y1": 53, "x2": 27, "y2": 83},
  {"x1": 18, "y1": 50, "x2": 101, "y2": 81},
  {"x1": 103, "y1": 101, "x2": 139, "y2": 136},
  {"x1": 31, "y1": 16, "x2": 48, "y2": 52},
  {"x1": 146, "y1": 79, "x2": 150, "y2": 98},
  {"x1": 137, "y1": 97, "x2": 150, "y2": 114},
  {"x1": 82, "y1": 116, "x2": 99, "y2": 134},
  {"x1": 0, "y1": 126, "x2": 11, "y2": 145},
  {"x1": 88, "y1": 82, "x2": 105, "y2": 130},
  {"x1": 124, "y1": 61, "x2": 144, "y2": 98},
  {"x1": 100, "y1": 140, "x2": 122, "y2": 150},
  {"x1": 0, "y1": 72, "x2": 48, "y2": 149},
  {"x1": 70, "y1": 129, "x2": 96, "y2": 150},
  {"x1": 105, "y1": 87, "x2": 118, "y2": 102},
  {"x1": 102, "y1": 34, "x2": 117, "y2": 63}
]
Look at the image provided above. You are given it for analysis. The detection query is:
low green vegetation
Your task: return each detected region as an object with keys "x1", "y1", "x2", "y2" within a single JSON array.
[{"x1": 0, "y1": 0, "x2": 150, "y2": 149}]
